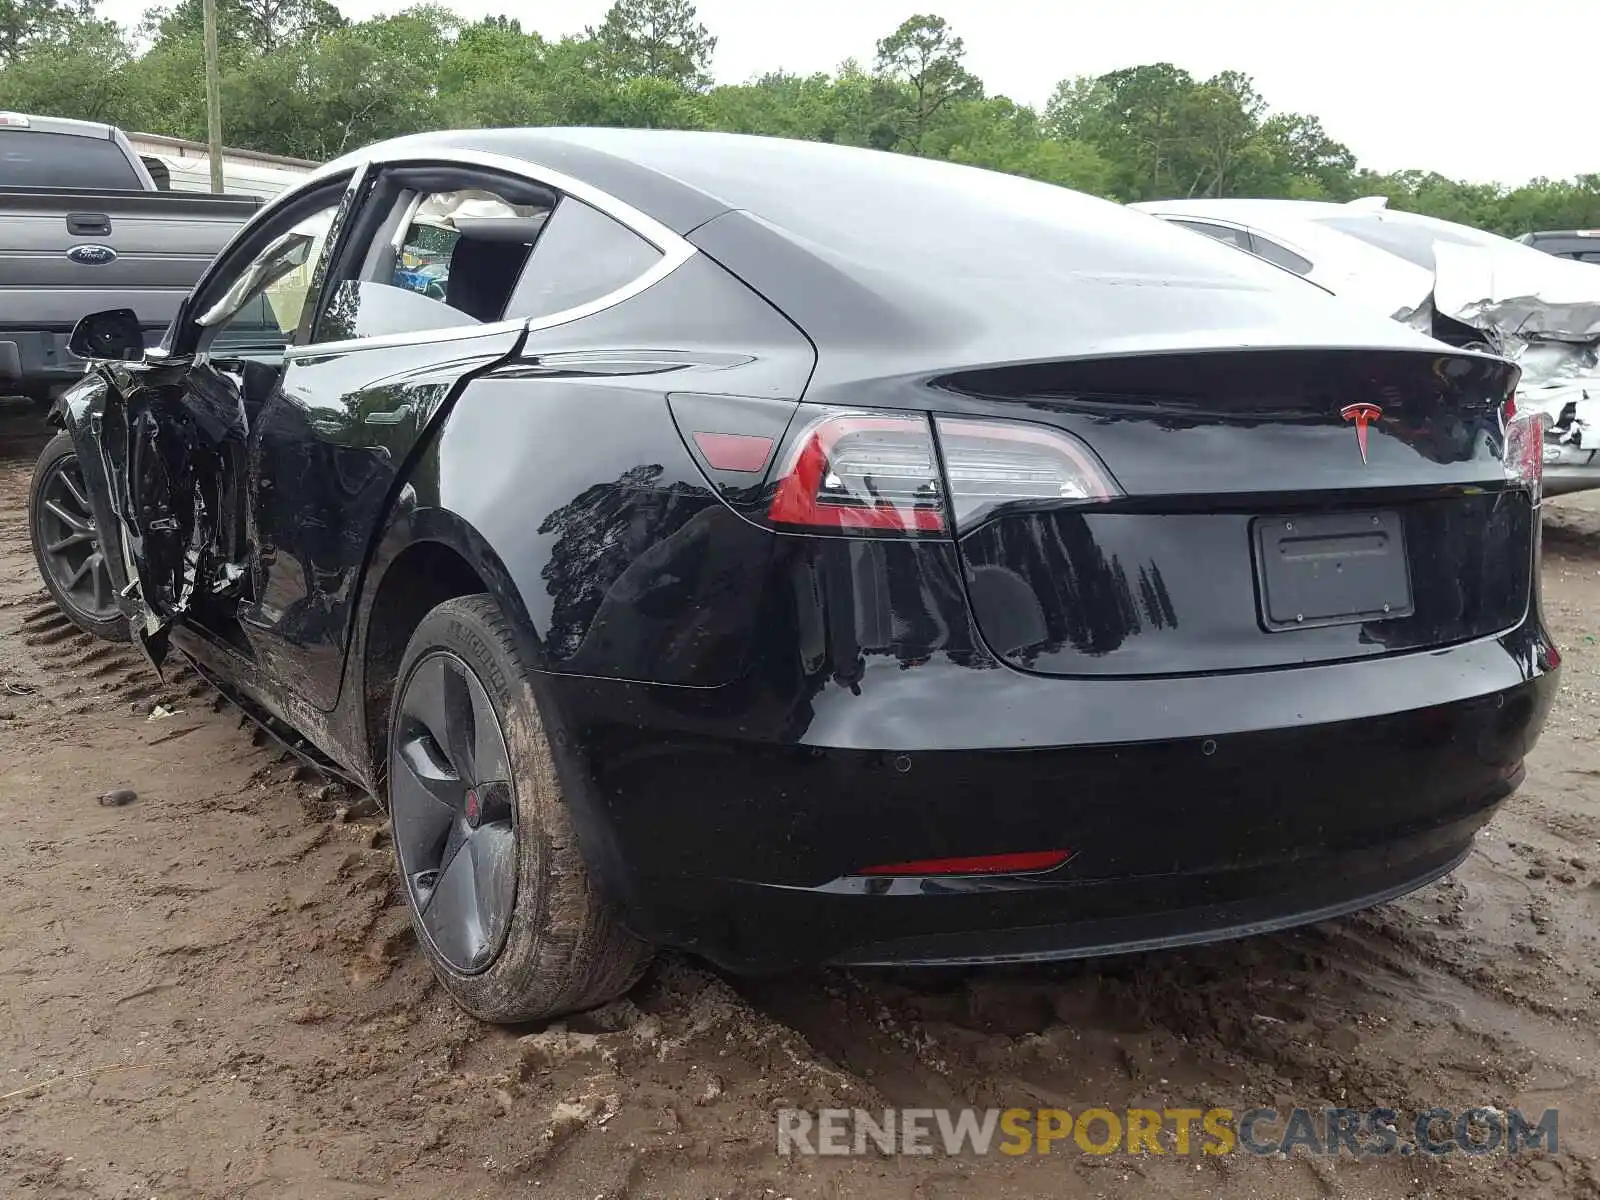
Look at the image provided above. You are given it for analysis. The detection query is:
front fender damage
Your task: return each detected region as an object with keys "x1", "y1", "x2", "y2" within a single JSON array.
[{"x1": 86, "y1": 359, "x2": 250, "y2": 671}]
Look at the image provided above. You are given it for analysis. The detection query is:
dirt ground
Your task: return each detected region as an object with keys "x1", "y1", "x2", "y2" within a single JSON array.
[{"x1": 2, "y1": 401, "x2": 1598, "y2": 1200}]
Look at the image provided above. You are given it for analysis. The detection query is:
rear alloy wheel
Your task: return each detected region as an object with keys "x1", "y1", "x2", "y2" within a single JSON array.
[
  {"x1": 29, "y1": 433, "x2": 129, "y2": 642},
  {"x1": 388, "y1": 595, "x2": 652, "y2": 1022},
  {"x1": 391, "y1": 648, "x2": 519, "y2": 973}
]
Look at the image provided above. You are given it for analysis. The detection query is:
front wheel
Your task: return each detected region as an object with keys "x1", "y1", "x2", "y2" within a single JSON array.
[
  {"x1": 29, "y1": 433, "x2": 129, "y2": 642},
  {"x1": 387, "y1": 594, "x2": 653, "y2": 1022}
]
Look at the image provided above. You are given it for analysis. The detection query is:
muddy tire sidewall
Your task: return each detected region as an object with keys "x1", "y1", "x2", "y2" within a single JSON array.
[{"x1": 389, "y1": 594, "x2": 652, "y2": 1023}]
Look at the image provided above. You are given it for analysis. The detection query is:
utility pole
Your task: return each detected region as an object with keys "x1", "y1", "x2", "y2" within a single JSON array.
[{"x1": 202, "y1": 0, "x2": 224, "y2": 193}]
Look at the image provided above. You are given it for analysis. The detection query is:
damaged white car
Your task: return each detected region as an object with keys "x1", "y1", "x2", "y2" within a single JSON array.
[{"x1": 1135, "y1": 197, "x2": 1600, "y2": 495}]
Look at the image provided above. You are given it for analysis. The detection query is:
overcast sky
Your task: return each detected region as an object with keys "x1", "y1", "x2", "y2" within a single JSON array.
[{"x1": 102, "y1": 0, "x2": 1595, "y2": 185}]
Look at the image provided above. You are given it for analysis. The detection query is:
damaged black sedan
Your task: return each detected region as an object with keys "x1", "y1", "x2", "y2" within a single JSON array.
[{"x1": 31, "y1": 130, "x2": 1558, "y2": 1022}]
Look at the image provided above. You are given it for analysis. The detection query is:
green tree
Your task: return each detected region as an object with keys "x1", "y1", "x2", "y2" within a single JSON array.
[
  {"x1": 1494, "y1": 176, "x2": 1600, "y2": 236},
  {"x1": 872, "y1": 13, "x2": 980, "y2": 153},
  {"x1": 1042, "y1": 74, "x2": 1106, "y2": 142},
  {"x1": 1063, "y1": 63, "x2": 1200, "y2": 199},
  {"x1": 589, "y1": 0, "x2": 714, "y2": 90},
  {"x1": 142, "y1": 0, "x2": 343, "y2": 55},
  {"x1": 1255, "y1": 112, "x2": 1357, "y2": 199},
  {"x1": 1180, "y1": 70, "x2": 1267, "y2": 197},
  {"x1": 436, "y1": 15, "x2": 547, "y2": 126},
  {"x1": 931, "y1": 95, "x2": 1110, "y2": 193},
  {"x1": 0, "y1": 15, "x2": 134, "y2": 119},
  {"x1": 701, "y1": 71, "x2": 851, "y2": 143},
  {"x1": 222, "y1": 7, "x2": 453, "y2": 159},
  {"x1": 0, "y1": 0, "x2": 96, "y2": 65}
]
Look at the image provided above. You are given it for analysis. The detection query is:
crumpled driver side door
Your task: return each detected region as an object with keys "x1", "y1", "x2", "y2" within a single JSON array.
[{"x1": 75, "y1": 179, "x2": 356, "y2": 667}]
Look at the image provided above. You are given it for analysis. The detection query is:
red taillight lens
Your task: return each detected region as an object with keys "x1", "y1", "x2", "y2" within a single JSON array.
[
  {"x1": 934, "y1": 416, "x2": 1121, "y2": 533},
  {"x1": 764, "y1": 408, "x2": 1123, "y2": 536},
  {"x1": 767, "y1": 410, "x2": 947, "y2": 534},
  {"x1": 1503, "y1": 408, "x2": 1544, "y2": 501}
]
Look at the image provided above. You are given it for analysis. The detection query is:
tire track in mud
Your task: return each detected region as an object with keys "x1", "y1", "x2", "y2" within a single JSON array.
[{"x1": 9, "y1": 593, "x2": 215, "y2": 716}]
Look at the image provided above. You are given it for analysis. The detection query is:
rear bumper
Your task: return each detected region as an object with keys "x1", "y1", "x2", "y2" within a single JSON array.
[
  {"x1": 784, "y1": 810, "x2": 1484, "y2": 969},
  {"x1": 0, "y1": 330, "x2": 83, "y2": 392},
  {"x1": 546, "y1": 614, "x2": 1558, "y2": 973}
]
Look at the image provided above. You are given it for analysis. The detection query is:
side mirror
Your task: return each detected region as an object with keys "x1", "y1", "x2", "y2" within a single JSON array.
[{"x1": 68, "y1": 308, "x2": 145, "y2": 362}]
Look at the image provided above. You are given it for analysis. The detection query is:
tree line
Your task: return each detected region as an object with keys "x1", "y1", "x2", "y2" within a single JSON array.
[{"x1": 2, "y1": 0, "x2": 1597, "y2": 235}]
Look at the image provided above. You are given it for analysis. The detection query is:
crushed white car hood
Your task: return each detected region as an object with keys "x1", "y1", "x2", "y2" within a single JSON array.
[
  {"x1": 1426, "y1": 241, "x2": 1600, "y2": 446},
  {"x1": 1432, "y1": 241, "x2": 1600, "y2": 344}
]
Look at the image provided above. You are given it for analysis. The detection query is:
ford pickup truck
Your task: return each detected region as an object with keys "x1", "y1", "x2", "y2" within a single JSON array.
[{"x1": 0, "y1": 111, "x2": 261, "y2": 402}]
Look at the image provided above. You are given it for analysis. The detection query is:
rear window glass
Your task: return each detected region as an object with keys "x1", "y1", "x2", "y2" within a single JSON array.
[
  {"x1": 507, "y1": 198, "x2": 662, "y2": 321},
  {"x1": 1249, "y1": 233, "x2": 1313, "y2": 275},
  {"x1": 0, "y1": 130, "x2": 141, "y2": 189},
  {"x1": 1313, "y1": 215, "x2": 1494, "y2": 270},
  {"x1": 1528, "y1": 237, "x2": 1600, "y2": 262},
  {"x1": 1171, "y1": 219, "x2": 1250, "y2": 250}
]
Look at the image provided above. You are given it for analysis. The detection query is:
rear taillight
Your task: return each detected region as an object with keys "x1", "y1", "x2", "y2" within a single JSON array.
[
  {"x1": 767, "y1": 410, "x2": 946, "y2": 533},
  {"x1": 764, "y1": 407, "x2": 1121, "y2": 536},
  {"x1": 934, "y1": 415, "x2": 1120, "y2": 533},
  {"x1": 1503, "y1": 408, "x2": 1544, "y2": 501}
]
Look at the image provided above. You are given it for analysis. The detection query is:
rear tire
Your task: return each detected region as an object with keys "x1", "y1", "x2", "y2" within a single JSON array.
[
  {"x1": 29, "y1": 433, "x2": 130, "y2": 642},
  {"x1": 387, "y1": 594, "x2": 652, "y2": 1022}
]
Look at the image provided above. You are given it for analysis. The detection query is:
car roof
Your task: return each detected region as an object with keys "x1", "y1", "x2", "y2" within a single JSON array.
[{"x1": 319, "y1": 129, "x2": 1460, "y2": 372}]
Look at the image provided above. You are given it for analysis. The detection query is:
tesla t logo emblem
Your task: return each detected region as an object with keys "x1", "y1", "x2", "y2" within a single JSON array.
[{"x1": 1340, "y1": 403, "x2": 1383, "y2": 464}]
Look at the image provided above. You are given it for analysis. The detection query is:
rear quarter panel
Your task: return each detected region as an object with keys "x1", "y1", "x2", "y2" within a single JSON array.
[{"x1": 360, "y1": 251, "x2": 816, "y2": 690}]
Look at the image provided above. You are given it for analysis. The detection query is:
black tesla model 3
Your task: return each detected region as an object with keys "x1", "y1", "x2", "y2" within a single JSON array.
[{"x1": 31, "y1": 129, "x2": 1557, "y2": 1022}]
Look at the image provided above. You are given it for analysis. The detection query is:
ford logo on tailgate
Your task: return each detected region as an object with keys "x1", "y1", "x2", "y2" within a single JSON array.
[{"x1": 67, "y1": 244, "x2": 117, "y2": 266}]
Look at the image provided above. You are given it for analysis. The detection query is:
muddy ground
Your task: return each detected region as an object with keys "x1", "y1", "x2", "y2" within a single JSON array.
[{"x1": 1, "y1": 400, "x2": 1597, "y2": 1200}]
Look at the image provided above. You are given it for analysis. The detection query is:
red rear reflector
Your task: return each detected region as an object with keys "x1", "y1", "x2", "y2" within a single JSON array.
[
  {"x1": 1505, "y1": 392, "x2": 1517, "y2": 418},
  {"x1": 693, "y1": 431, "x2": 773, "y2": 473},
  {"x1": 858, "y1": 849, "x2": 1071, "y2": 877}
]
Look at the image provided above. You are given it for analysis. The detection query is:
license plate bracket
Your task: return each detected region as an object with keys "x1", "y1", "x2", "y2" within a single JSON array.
[{"x1": 1253, "y1": 510, "x2": 1412, "y2": 631}]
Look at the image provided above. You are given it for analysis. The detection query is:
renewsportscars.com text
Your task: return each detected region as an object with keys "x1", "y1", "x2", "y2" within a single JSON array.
[{"x1": 777, "y1": 1106, "x2": 1559, "y2": 1158}]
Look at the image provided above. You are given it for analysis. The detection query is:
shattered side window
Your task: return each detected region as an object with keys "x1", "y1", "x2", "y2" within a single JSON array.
[
  {"x1": 206, "y1": 204, "x2": 341, "y2": 355},
  {"x1": 262, "y1": 208, "x2": 339, "y2": 332}
]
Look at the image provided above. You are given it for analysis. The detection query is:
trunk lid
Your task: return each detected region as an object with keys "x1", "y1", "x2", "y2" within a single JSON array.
[{"x1": 938, "y1": 347, "x2": 1532, "y2": 677}]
